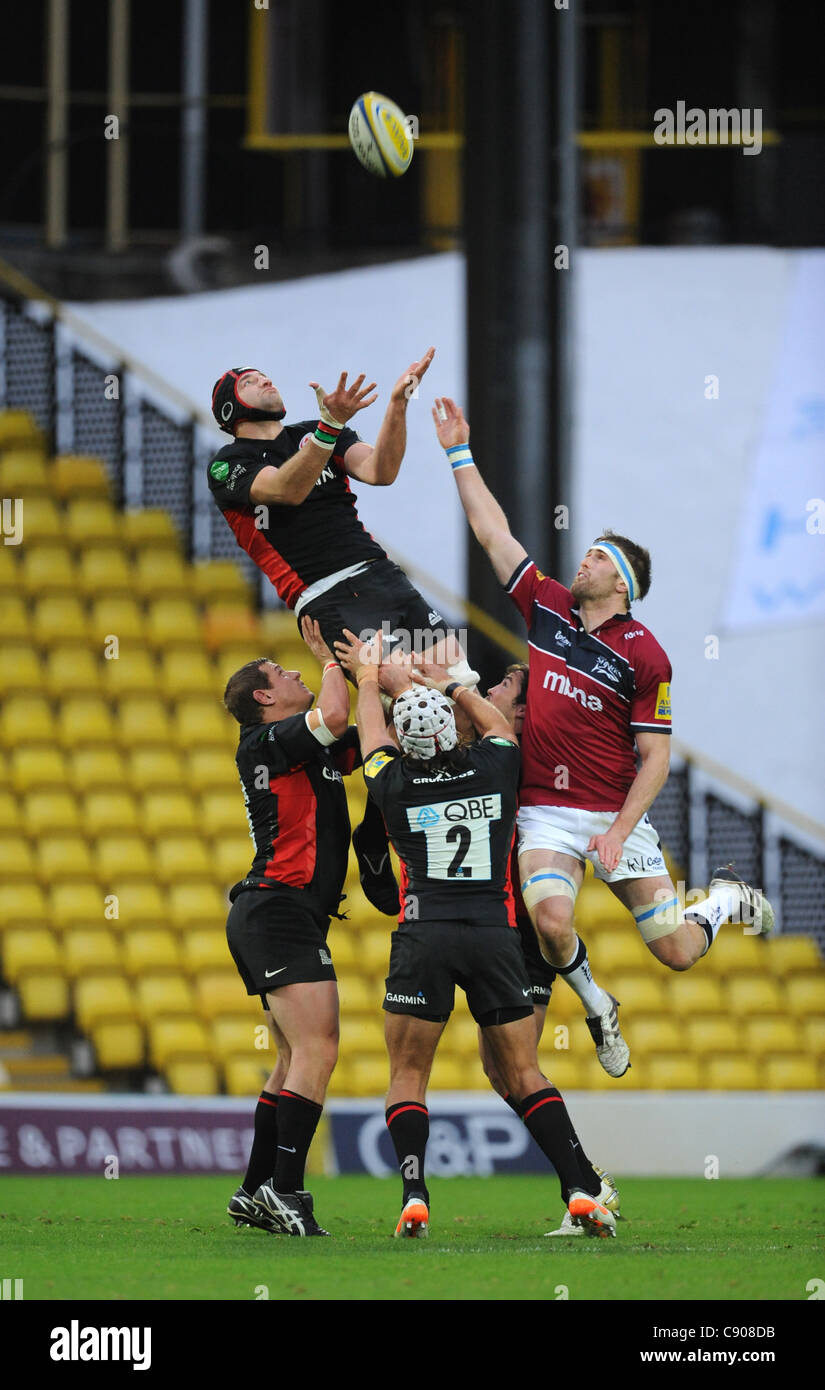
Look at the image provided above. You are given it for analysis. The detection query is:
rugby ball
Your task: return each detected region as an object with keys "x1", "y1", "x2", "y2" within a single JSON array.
[{"x1": 348, "y1": 91, "x2": 414, "y2": 178}]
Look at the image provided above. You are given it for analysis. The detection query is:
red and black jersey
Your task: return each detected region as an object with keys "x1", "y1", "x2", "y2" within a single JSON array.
[
  {"x1": 232, "y1": 713, "x2": 361, "y2": 917},
  {"x1": 207, "y1": 423, "x2": 387, "y2": 607},
  {"x1": 506, "y1": 557, "x2": 673, "y2": 812}
]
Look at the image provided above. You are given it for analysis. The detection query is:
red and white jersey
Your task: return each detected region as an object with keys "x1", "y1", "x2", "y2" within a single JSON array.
[{"x1": 506, "y1": 557, "x2": 672, "y2": 812}]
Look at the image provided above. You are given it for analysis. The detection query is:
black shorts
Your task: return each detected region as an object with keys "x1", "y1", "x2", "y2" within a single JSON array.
[
  {"x1": 301, "y1": 558, "x2": 450, "y2": 671},
  {"x1": 517, "y1": 914, "x2": 556, "y2": 1003},
  {"x1": 383, "y1": 920, "x2": 534, "y2": 1025},
  {"x1": 226, "y1": 887, "x2": 337, "y2": 1001}
]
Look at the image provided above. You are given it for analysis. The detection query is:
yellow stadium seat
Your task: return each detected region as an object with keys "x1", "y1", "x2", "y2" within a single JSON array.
[
  {"x1": 0, "y1": 882, "x2": 49, "y2": 930},
  {"x1": 534, "y1": 1050, "x2": 581, "y2": 1092},
  {"x1": 743, "y1": 1017, "x2": 802, "y2": 1057},
  {"x1": 0, "y1": 548, "x2": 19, "y2": 592},
  {"x1": 63, "y1": 928, "x2": 121, "y2": 978},
  {"x1": 58, "y1": 696, "x2": 116, "y2": 748},
  {"x1": 23, "y1": 789, "x2": 80, "y2": 835},
  {"x1": 74, "y1": 975, "x2": 137, "y2": 1031},
  {"x1": 32, "y1": 595, "x2": 89, "y2": 645},
  {"x1": 429, "y1": 1054, "x2": 469, "y2": 1090},
  {"x1": 346, "y1": 1056, "x2": 389, "y2": 1095},
  {"x1": 337, "y1": 974, "x2": 380, "y2": 1013},
  {"x1": 1, "y1": 695, "x2": 53, "y2": 745},
  {"x1": 154, "y1": 835, "x2": 213, "y2": 885},
  {"x1": 173, "y1": 698, "x2": 233, "y2": 750},
  {"x1": 12, "y1": 497, "x2": 62, "y2": 543},
  {"x1": 3, "y1": 927, "x2": 61, "y2": 981},
  {"x1": 0, "y1": 789, "x2": 20, "y2": 832},
  {"x1": 356, "y1": 928, "x2": 393, "y2": 975},
  {"x1": 44, "y1": 646, "x2": 101, "y2": 694},
  {"x1": 209, "y1": 836, "x2": 251, "y2": 884},
  {"x1": 9, "y1": 746, "x2": 68, "y2": 792},
  {"x1": 100, "y1": 648, "x2": 159, "y2": 697},
  {"x1": 223, "y1": 1055, "x2": 271, "y2": 1096},
  {"x1": 725, "y1": 977, "x2": 784, "y2": 1016},
  {"x1": 575, "y1": 884, "x2": 620, "y2": 932},
  {"x1": 107, "y1": 879, "x2": 167, "y2": 930},
  {"x1": 0, "y1": 835, "x2": 37, "y2": 879},
  {"x1": 51, "y1": 454, "x2": 111, "y2": 500},
  {"x1": 19, "y1": 545, "x2": 77, "y2": 596},
  {"x1": 89, "y1": 597, "x2": 146, "y2": 644},
  {"x1": 81, "y1": 791, "x2": 140, "y2": 835},
  {"x1": 684, "y1": 1015, "x2": 740, "y2": 1056},
  {"x1": 588, "y1": 933, "x2": 641, "y2": 975},
  {"x1": 141, "y1": 791, "x2": 198, "y2": 835},
  {"x1": 158, "y1": 648, "x2": 217, "y2": 699},
  {"x1": 76, "y1": 546, "x2": 134, "y2": 598},
  {"x1": 765, "y1": 935, "x2": 823, "y2": 978},
  {"x1": 126, "y1": 747, "x2": 184, "y2": 792},
  {"x1": 17, "y1": 973, "x2": 71, "y2": 1020},
  {"x1": 132, "y1": 550, "x2": 190, "y2": 599},
  {"x1": 65, "y1": 498, "x2": 120, "y2": 546},
  {"x1": 181, "y1": 930, "x2": 230, "y2": 973},
  {"x1": 628, "y1": 1016, "x2": 683, "y2": 1054},
  {"x1": 0, "y1": 408, "x2": 45, "y2": 449},
  {"x1": 203, "y1": 605, "x2": 260, "y2": 652},
  {"x1": 121, "y1": 930, "x2": 181, "y2": 976},
  {"x1": 36, "y1": 835, "x2": 95, "y2": 883},
  {"x1": 784, "y1": 976, "x2": 825, "y2": 1018},
  {"x1": 91, "y1": 1020, "x2": 145, "y2": 1069},
  {"x1": 329, "y1": 929, "x2": 356, "y2": 970},
  {"x1": 122, "y1": 509, "x2": 181, "y2": 551},
  {"x1": 212, "y1": 1016, "x2": 261, "y2": 1060},
  {"x1": 191, "y1": 560, "x2": 251, "y2": 607},
  {"x1": 115, "y1": 697, "x2": 172, "y2": 748},
  {"x1": 193, "y1": 970, "x2": 251, "y2": 1020},
  {"x1": 445, "y1": 1013, "x2": 482, "y2": 1055},
  {"x1": 801, "y1": 1017, "x2": 825, "y2": 1055},
  {"x1": 167, "y1": 881, "x2": 226, "y2": 931},
  {"x1": 0, "y1": 596, "x2": 29, "y2": 641},
  {"x1": 165, "y1": 1057, "x2": 220, "y2": 1095},
  {"x1": 706, "y1": 1057, "x2": 761, "y2": 1090},
  {"x1": 609, "y1": 971, "x2": 667, "y2": 1014},
  {"x1": 0, "y1": 449, "x2": 51, "y2": 495},
  {"x1": 134, "y1": 973, "x2": 195, "y2": 1021},
  {"x1": 146, "y1": 598, "x2": 203, "y2": 650},
  {"x1": 215, "y1": 645, "x2": 269, "y2": 682},
  {"x1": 50, "y1": 881, "x2": 110, "y2": 931},
  {"x1": 200, "y1": 791, "x2": 244, "y2": 835},
  {"x1": 94, "y1": 835, "x2": 156, "y2": 881},
  {"x1": 187, "y1": 748, "x2": 236, "y2": 792},
  {"x1": 339, "y1": 1016, "x2": 386, "y2": 1055},
  {"x1": 666, "y1": 974, "x2": 725, "y2": 1015},
  {"x1": 703, "y1": 933, "x2": 773, "y2": 977},
  {"x1": 643, "y1": 1055, "x2": 702, "y2": 1089},
  {"x1": 67, "y1": 746, "x2": 128, "y2": 792}
]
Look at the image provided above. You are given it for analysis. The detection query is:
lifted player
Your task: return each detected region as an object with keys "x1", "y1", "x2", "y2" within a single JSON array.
[
  {"x1": 336, "y1": 630, "x2": 619, "y2": 1241},
  {"x1": 435, "y1": 396, "x2": 774, "y2": 1079}
]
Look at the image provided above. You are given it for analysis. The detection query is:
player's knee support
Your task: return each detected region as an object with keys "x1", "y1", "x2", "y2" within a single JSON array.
[
  {"x1": 520, "y1": 870, "x2": 578, "y2": 917},
  {"x1": 632, "y1": 894, "x2": 684, "y2": 943}
]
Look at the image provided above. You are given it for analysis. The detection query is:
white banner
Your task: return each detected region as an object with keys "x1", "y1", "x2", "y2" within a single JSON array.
[{"x1": 724, "y1": 252, "x2": 825, "y2": 630}]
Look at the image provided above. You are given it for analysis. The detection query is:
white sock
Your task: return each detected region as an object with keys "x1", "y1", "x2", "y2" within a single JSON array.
[
  {"x1": 684, "y1": 885, "x2": 741, "y2": 954},
  {"x1": 555, "y1": 936, "x2": 610, "y2": 1017}
]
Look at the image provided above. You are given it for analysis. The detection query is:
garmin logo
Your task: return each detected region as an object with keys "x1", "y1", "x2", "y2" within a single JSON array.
[
  {"x1": 386, "y1": 992, "x2": 427, "y2": 1005},
  {"x1": 542, "y1": 670, "x2": 603, "y2": 711},
  {"x1": 50, "y1": 1322, "x2": 151, "y2": 1370}
]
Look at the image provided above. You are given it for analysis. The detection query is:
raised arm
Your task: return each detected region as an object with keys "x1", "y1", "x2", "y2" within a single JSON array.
[
  {"x1": 344, "y1": 347, "x2": 436, "y2": 486},
  {"x1": 432, "y1": 396, "x2": 527, "y2": 585},
  {"x1": 249, "y1": 371, "x2": 377, "y2": 506},
  {"x1": 300, "y1": 617, "x2": 350, "y2": 740},
  {"x1": 333, "y1": 628, "x2": 389, "y2": 760},
  {"x1": 413, "y1": 660, "x2": 516, "y2": 743}
]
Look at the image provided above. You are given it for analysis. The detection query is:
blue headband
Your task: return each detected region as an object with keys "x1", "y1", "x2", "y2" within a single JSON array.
[{"x1": 590, "y1": 541, "x2": 640, "y2": 603}]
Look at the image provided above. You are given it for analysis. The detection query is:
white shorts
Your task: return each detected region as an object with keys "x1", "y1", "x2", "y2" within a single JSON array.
[{"x1": 517, "y1": 805, "x2": 666, "y2": 884}]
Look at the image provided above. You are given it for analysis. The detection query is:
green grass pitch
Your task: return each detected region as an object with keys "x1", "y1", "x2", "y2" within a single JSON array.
[{"x1": 0, "y1": 1175, "x2": 820, "y2": 1302}]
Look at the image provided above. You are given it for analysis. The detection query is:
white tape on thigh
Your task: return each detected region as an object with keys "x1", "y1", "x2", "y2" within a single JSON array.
[
  {"x1": 521, "y1": 870, "x2": 578, "y2": 912},
  {"x1": 633, "y1": 895, "x2": 683, "y2": 943}
]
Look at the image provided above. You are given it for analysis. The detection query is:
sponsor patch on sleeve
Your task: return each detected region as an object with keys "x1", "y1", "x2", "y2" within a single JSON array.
[
  {"x1": 364, "y1": 751, "x2": 394, "y2": 779},
  {"x1": 654, "y1": 682, "x2": 672, "y2": 720},
  {"x1": 210, "y1": 460, "x2": 230, "y2": 481}
]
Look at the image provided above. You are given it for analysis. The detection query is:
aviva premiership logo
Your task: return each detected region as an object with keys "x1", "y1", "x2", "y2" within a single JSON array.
[
  {"x1": 655, "y1": 682, "x2": 672, "y2": 720},
  {"x1": 365, "y1": 751, "x2": 394, "y2": 779}
]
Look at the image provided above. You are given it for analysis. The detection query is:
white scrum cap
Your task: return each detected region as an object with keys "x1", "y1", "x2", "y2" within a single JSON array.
[{"x1": 393, "y1": 687, "x2": 458, "y2": 759}]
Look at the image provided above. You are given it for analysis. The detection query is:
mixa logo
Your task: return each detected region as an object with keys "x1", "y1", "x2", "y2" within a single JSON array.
[
  {"x1": 542, "y1": 670, "x2": 603, "y2": 711},
  {"x1": 624, "y1": 629, "x2": 644, "y2": 640},
  {"x1": 50, "y1": 1322, "x2": 151, "y2": 1370},
  {"x1": 322, "y1": 766, "x2": 343, "y2": 783},
  {"x1": 554, "y1": 629, "x2": 572, "y2": 648},
  {"x1": 386, "y1": 991, "x2": 427, "y2": 1005},
  {"x1": 593, "y1": 655, "x2": 621, "y2": 683}
]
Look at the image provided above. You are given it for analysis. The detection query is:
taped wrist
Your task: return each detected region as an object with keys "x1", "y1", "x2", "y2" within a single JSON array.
[{"x1": 306, "y1": 708, "x2": 337, "y2": 746}]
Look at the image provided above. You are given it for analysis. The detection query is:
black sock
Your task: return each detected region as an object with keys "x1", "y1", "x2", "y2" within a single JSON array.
[
  {"x1": 519, "y1": 1087, "x2": 600, "y2": 1203},
  {"x1": 272, "y1": 1089, "x2": 323, "y2": 1193},
  {"x1": 242, "y1": 1090, "x2": 280, "y2": 1195},
  {"x1": 501, "y1": 1091, "x2": 521, "y2": 1115},
  {"x1": 386, "y1": 1101, "x2": 429, "y2": 1204}
]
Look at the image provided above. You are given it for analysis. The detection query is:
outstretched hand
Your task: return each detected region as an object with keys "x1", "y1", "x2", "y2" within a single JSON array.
[
  {"x1": 432, "y1": 395, "x2": 469, "y2": 450},
  {"x1": 309, "y1": 371, "x2": 378, "y2": 427},
  {"x1": 391, "y1": 346, "x2": 436, "y2": 404}
]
